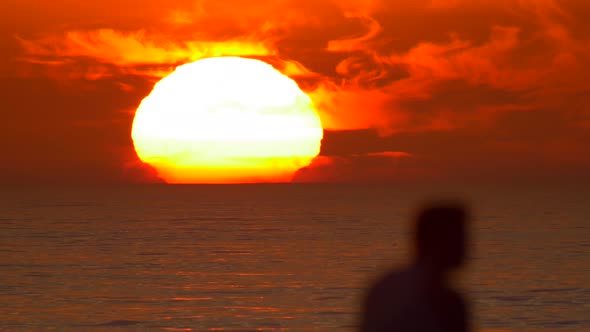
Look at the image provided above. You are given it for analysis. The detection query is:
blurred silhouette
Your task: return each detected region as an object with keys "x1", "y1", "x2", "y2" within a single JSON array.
[{"x1": 359, "y1": 202, "x2": 471, "y2": 332}]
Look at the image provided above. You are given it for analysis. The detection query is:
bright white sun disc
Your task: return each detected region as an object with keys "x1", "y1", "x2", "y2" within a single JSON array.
[{"x1": 131, "y1": 56, "x2": 323, "y2": 183}]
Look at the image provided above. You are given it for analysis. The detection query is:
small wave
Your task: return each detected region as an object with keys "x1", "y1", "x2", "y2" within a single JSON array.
[
  {"x1": 315, "y1": 311, "x2": 351, "y2": 316},
  {"x1": 530, "y1": 319, "x2": 582, "y2": 327},
  {"x1": 211, "y1": 250, "x2": 252, "y2": 255},
  {"x1": 137, "y1": 251, "x2": 167, "y2": 256},
  {"x1": 528, "y1": 287, "x2": 581, "y2": 293},
  {"x1": 23, "y1": 272, "x2": 52, "y2": 278},
  {"x1": 93, "y1": 320, "x2": 143, "y2": 326},
  {"x1": 313, "y1": 296, "x2": 346, "y2": 301},
  {"x1": 492, "y1": 296, "x2": 531, "y2": 302}
]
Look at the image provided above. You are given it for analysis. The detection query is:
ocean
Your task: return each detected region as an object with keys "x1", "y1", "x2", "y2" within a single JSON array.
[{"x1": 1, "y1": 183, "x2": 589, "y2": 331}]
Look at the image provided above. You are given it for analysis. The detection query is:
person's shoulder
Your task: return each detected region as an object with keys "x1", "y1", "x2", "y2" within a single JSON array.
[
  {"x1": 441, "y1": 286, "x2": 469, "y2": 314},
  {"x1": 445, "y1": 287, "x2": 466, "y2": 303},
  {"x1": 362, "y1": 267, "x2": 409, "y2": 318},
  {"x1": 367, "y1": 266, "x2": 414, "y2": 297}
]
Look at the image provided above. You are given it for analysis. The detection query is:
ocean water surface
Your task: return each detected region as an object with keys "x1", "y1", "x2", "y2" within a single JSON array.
[{"x1": 1, "y1": 183, "x2": 589, "y2": 331}]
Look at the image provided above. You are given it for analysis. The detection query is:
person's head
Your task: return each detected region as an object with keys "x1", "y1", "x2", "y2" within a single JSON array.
[{"x1": 413, "y1": 202, "x2": 469, "y2": 270}]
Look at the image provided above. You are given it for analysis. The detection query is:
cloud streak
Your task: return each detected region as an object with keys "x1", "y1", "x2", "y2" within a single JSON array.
[{"x1": 18, "y1": 29, "x2": 276, "y2": 67}]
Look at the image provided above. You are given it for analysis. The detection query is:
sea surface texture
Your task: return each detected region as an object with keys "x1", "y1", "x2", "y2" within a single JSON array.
[{"x1": 1, "y1": 184, "x2": 589, "y2": 331}]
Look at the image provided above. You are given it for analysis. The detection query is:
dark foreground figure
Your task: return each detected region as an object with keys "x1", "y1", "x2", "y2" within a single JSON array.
[{"x1": 359, "y1": 203, "x2": 471, "y2": 332}]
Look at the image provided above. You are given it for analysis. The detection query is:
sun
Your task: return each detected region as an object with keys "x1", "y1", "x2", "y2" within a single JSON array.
[{"x1": 131, "y1": 56, "x2": 323, "y2": 183}]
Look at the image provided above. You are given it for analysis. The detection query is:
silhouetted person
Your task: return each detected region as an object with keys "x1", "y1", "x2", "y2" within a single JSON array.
[{"x1": 359, "y1": 202, "x2": 471, "y2": 332}]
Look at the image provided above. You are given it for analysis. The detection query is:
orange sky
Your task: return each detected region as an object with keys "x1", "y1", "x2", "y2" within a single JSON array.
[{"x1": 1, "y1": 0, "x2": 589, "y2": 184}]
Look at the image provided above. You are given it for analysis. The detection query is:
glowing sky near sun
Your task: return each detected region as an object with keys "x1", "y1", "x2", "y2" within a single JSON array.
[{"x1": 1, "y1": 0, "x2": 590, "y2": 183}]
